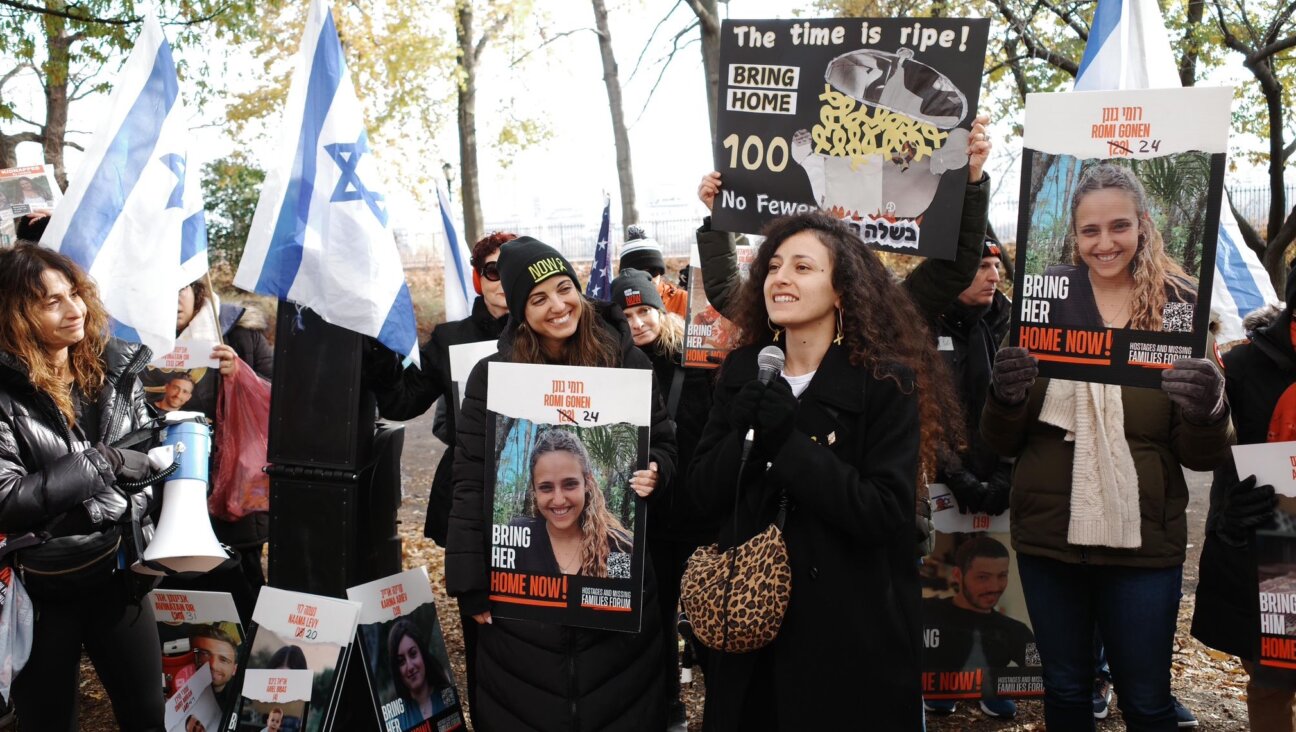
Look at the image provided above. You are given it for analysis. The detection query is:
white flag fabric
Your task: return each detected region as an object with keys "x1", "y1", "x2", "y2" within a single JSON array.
[
  {"x1": 439, "y1": 183, "x2": 473, "y2": 323},
  {"x1": 234, "y1": 0, "x2": 419, "y2": 366},
  {"x1": 40, "y1": 13, "x2": 208, "y2": 358},
  {"x1": 1074, "y1": 0, "x2": 1278, "y2": 342}
]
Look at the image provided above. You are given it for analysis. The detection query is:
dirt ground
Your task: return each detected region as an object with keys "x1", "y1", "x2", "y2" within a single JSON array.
[{"x1": 69, "y1": 410, "x2": 1250, "y2": 731}]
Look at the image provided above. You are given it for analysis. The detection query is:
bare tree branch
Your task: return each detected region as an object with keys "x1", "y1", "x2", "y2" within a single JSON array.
[
  {"x1": 0, "y1": 0, "x2": 136, "y2": 25},
  {"x1": 0, "y1": 130, "x2": 41, "y2": 145},
  {"x1": 510, "y1": 27, "x2": 598, "y2": 68},
  {"x1": 633, "y1": 20, "x2": 700, "y2": 125},
  {"x1": 1039, "y1": 0, "x2": 1089, "y2": 41},
  {"x1": 1254, "y1": 33, "x2": 1296, "y2": 59},
  {"x1": 989, "y1": 0, "x2": 1080, "y2": 75},
  {"x1": 629, "y1": 0, "x2": 683, "y2": 82},
  {"x1": 685, "y1": 0, "x2": 718, "y2": 35},
  {"x1": 63, "y1": 140, "x2": 84, "y2": 151},
  {"x1": 474, "y1": 11, "x2": 511, "y2": 63}
]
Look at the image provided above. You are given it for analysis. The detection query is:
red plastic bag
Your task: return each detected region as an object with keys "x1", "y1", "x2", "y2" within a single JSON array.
[{"x1": 210, "y1": 357, "x2": 271, "y2": 521}]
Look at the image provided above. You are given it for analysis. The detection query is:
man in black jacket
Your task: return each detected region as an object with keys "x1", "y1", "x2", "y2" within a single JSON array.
[{"x1": 1193, "y1": 266, "x2": 1291, "y2": 728}]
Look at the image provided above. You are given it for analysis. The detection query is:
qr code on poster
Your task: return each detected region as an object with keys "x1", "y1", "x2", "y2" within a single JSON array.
[
  {"x1": 607, "y1": 551, "x2": 631, "y2": 579},
  {"x1": 1161, "y1": 302, "x2": 1194, "y2": 333}
]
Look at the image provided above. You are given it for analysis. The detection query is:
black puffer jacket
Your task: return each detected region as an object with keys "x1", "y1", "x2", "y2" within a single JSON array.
[
  {"x1": 0, "y1": 338, "x2": 153, "y2": 542},
  {"x1": 446, "y1": 302, "x2": 676, "y2": 732},
  {"x1": 1193, "y1": 305, "x2": 1296, "y2": 664},
  {"x1": 370, "y1": 297, "x2": 507, "y2": 545}
]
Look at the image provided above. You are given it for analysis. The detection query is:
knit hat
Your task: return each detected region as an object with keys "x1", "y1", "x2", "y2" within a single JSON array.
[
  {"x1": 610, "y1": 268, "x2": 665, "y2": 313},
  {"x1": 497, "y1": 236, "x2": 580, "y2": 324},
  {"x1": 619, "y1": 225, "x2": 666, "y2": 277},
  {"x1": 982, "y1": 230, "x2": 1003, "y2": 260}
]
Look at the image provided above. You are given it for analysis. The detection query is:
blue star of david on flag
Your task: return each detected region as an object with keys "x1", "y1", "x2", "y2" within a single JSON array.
[{"x1": 325, "y1": 132, "x2": 388, "y2": 226}]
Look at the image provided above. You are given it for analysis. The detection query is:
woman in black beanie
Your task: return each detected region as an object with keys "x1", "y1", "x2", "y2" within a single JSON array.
[{"x1": 447, "y1": 237, "x2": 678, "y2": 731}]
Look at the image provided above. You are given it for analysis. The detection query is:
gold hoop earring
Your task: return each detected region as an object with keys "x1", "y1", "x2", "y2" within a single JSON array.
[
  {"x1": 834, "y1": 308, "x2": 844, "y2": 346},
  {"x1": 768, "y1": 318, "x2": 782, "y2": 343}
]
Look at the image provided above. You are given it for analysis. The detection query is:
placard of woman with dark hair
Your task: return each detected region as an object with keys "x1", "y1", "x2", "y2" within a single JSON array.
[
  {"x1": 687, "y1": 212, "x2": 964, "y2": 731},
  {"x1": 0, "y1": 244, "x2": 164, "y2": 730},
  {"x1": 447, "y1": 236, "x2": 677, "y2": 731}
]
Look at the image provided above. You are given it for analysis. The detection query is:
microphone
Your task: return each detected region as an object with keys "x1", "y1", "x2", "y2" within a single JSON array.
[{"x1": 743, "y1": 346, "x2": 786, "y2": 464}]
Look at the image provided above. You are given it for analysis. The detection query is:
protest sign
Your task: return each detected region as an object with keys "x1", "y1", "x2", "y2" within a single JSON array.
[
  {"x1": 142, "y1": 339, "x2": 221, "y2": 418},
  {"x1": 710, "y1": 17, "x2": 989, "y2": 260},
  {"x1": 347, "y1": 568, "x2": 465, "y2": 732},
  {"x1": 1011, "y1": 86, "x2": 1232, "y2": 387},
  {"x1": 682, "y1": 243, "x2": 755, "y2": 368},
  {"x1": 0, "y1": 165, "x2": 60, "y2": 220},
  {"x1": 1257, "y1": 522, "x2": 1296, "y2": 669},
  {"x1": 230, "y1": 587, "x2": 360, "y2": 732},
  {"x1": 921, "y1": 502, "x2": 1042, "y2": 700},
  {"x1": 164, "y1": 664, "x2": 223, "y2": 732},
  {"x1": 485, "y1": 362, "x2": 651, "y2": 632},
  {"x1": 448, "y1": 340, "x2": 498, "y2": 410},
  {"x1": 148, "y1": 590, "x2": 245, "y2": 727},
  {"x1": 1233, "y1": 442, "x2": 1296, "y2": 498}
]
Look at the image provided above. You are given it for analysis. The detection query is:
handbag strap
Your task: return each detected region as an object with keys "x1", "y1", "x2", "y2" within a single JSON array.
[{"x1": 666, "y1": 366, "x2": 686, "y2": 420}]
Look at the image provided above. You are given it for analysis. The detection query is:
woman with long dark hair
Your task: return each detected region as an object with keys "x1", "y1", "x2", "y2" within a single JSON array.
[
  {"x1": 0, "y1": 244, "x2": 163, "y2": 730},
  {"x1": 447, "y1": 236, "x2": 677, "y2": 731},
  {"x1": 387, "y1": 618, "x2": 455, "y2": 727},
  {"x1": 687, "y1": 212, "x2": 961, "y2": 730}
]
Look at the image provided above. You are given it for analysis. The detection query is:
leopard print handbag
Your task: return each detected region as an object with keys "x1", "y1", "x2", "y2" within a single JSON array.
[{"x1": 679, "y1": 503, "x2": 792, "y2": 653}]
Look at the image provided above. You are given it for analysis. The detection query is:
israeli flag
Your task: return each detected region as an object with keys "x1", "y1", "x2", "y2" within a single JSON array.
[
  {"x1": 40, "y1": 13, "x2": 207, "y2": 358},
  {"x1": 439, "y1": 183, "x2": 473, "y2": 323},
  {"x1": 1074, "y1": 0, "x2": 1277, "y2": 342},
  {"x1": 234, "y1": 0, "x2": 419, "y2": 366}
]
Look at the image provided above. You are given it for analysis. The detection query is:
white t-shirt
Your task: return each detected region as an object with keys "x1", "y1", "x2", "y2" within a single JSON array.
[{"x1": 782, "y1": 370, "x2": 816, "y2": 398}]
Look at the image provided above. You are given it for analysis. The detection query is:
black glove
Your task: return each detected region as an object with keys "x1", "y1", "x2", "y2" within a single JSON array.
[
  {"x1": 946, "y1": 470, "x2": 987, "y2": 514},
  {"x1": 754, "y1": 378, "x2": 797, "y2": 458},
  {"x1": 1162, "y1": 358, "x2": 1226, "y2": 424},
  {"x1": 1214, "y1": 475, "x2": 1278, "y2": 547},
  {"x1": 728, "y1": 380, "x2": 768, "y2": 432},
  {"x1": 991, "y1": 347, "x2": 1038, "y2": 405},
  {"x1": 982, "y1": 464, "x2": 1013, "y2": 516},
  {"x1": 94, "y1": 443, "x2": 151, "y2": 482}
]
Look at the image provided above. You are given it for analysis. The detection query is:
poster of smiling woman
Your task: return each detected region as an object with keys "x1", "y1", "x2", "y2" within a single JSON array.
[
  {"x1": 1010, "y1": 86, "x2": 1232, "y2": 387},
  {"x1": 485, "y1": 362, "x2": 651, "y2": 632}
]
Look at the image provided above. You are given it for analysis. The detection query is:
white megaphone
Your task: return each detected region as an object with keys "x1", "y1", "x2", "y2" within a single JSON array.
[{"x1": 133, "y1": 412, "x2": 229, "y2": 575}]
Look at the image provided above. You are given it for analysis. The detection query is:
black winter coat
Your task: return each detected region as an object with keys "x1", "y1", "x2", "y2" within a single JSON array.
[
  {"x1": 371, "y1": 297, "x2": 507, "y2": 545},
  {"x1": 446, "y1": 302, "x2": 677, "y2": 732},
  {"x1": 0, "y1": 338, "x2": 153, "y2": 545},
  {"x1": 1193, "y1": 306, "x2": 1296, "y2": 663},
  {"x1": 936, "y1": 292, "x2": 1012, "y2": 480},
  {"x1": 643, "y1": 346, "x2": 717, "y2": 543},
  {"x1": 688, "y1": 344, "x2": 923, "y2": 731}
]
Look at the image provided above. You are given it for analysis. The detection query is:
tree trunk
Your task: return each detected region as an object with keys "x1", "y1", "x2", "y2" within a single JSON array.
[
  {"x1": 41, "y1": 2, "x2": 71, "y2": 190},
  {"x1": 1256, "y1": 58, "x2": 1287, "y2": 245},
  {"x1": 455, "y1": 0, "x2": 484, "y2": 248},
  {"x1": 1178, "y1": 0, "x2": 1205, "y2": 87},
  {"x1": 1263, "y1": 204, "x2": 1296, "y2": 292},
  {"x1": 689, "y1": 0, "x2": 721, "y2": 145},
  {"x1": 591, "y1": 0, "x2": 637, "y2": 227}
]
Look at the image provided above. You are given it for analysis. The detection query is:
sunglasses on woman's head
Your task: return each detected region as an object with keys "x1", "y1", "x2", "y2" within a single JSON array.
[{"x1": 479, "y1": 261, "x2": 501, "y2": 282}]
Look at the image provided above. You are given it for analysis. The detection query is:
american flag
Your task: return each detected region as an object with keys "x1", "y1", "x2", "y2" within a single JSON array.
[{"x1": 586, "y1": 195, "x2": 612, "y2": 300}]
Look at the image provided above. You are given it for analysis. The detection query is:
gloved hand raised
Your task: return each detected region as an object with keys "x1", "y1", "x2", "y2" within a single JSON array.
[
  {"x1": 1161, "y1": 358, "x2": 1226, "y2": 424},
  {"x1": 945, "y1": 470, "x2": 988, "y2": 514},
  {"x1": 728, "y1": 380, "x2": 768, "y2": 432},
  {"x1": 991, "y1": 347, "x2": 1038, "y2": 406},
  {"x1": 94, "y1": 443, "x2": 152, "y2": 482},
  {"x1": 1214, "y1": 475, "x2": 1278, "y2": 547},
  {"x1": 981, "y1": 464, "x2": 1013, "y2": 516},
  {"x1": 754, "y1": 377, "x2": 798, "y2": 458}
]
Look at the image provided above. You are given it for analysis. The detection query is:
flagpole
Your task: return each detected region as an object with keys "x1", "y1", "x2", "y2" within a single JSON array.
[{"x1": 205, "y1": 271, "x2": 226, "y2": 346}]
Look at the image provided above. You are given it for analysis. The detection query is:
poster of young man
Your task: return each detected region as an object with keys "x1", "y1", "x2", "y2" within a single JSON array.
[
  {"x1": 149, "y1": 590, "x2": 246, "y2": 724},
  {"x1": 1011, "y1": 86, "x2": 1232, "y2": 388},
  {"x1": 485, "y1": 361, "x2": 651, "y2": 632},
  {"x1": 921, "y1": 523, "x2": 1042, "y2": 700},
  {"x1": 682, "y1": 243, "x2": 755, "y2": 368},
  {"x1": 1257, "y1": 520, "x2": 1296, "y2": 669},
  {"x1": 143, "y1": 340, "x2": 222, "y2": 415},
  {"x1": 347, "y1": 568, "x2": 465, "y2": 732},
  {"x1": 0, "y1": 164, "x2": 60, "y2": 220},
  {"x1": 710, "y1": 17, "x2": 989, "y2": 259}
]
